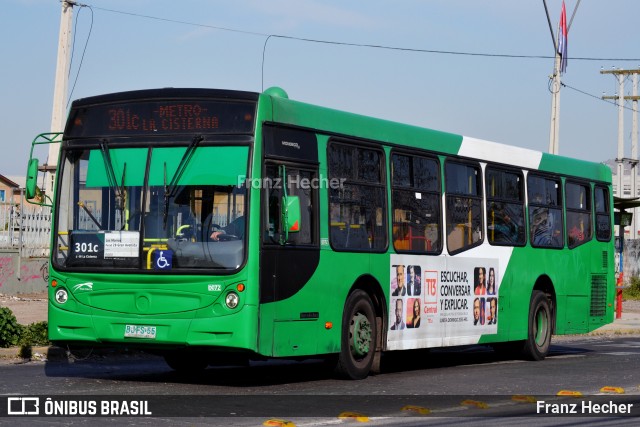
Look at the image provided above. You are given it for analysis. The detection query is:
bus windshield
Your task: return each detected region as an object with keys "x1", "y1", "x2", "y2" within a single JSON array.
[{"x1": 54, "y1": 143, "x2": 249, "y2": 272}]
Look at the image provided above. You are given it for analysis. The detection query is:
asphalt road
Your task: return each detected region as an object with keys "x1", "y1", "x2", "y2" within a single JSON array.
[{"x1": 1, "y1": 336, "x2": 640, "y2": 426}]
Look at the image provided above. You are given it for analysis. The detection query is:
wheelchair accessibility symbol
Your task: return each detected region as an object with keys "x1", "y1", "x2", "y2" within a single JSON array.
[{"x1": 153, "y1": 250, "x2": 173, "y2": 270}]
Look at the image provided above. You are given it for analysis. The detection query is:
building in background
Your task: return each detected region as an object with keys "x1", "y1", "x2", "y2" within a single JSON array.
[
  {"x1": 607, "y1": 159, "x2": 640, "y2": 238},
  {"x1": 0, "y1": 174, "x2": 21, "y2": 204}
]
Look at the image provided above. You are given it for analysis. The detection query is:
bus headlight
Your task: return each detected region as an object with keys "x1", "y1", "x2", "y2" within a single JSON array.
[
  {"x1": 225, "y1": 292, "x2": 239, "y2": 309},
  {"x1": 55, "y1": 288, "x2": 68, "y2": 304}
]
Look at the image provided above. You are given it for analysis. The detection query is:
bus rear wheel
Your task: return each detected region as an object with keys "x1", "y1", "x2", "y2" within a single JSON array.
[
  {"x1": 522, "y1": 291, "x2": 552, "y2": 361},
  {"x1": 335, "y1": 290, "x2": 377, "y2": 380}
]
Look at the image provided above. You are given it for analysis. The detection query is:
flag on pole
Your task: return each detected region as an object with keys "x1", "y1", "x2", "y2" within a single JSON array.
[{"x1": 557, "y1": 1, "x2": 568, "y2": 74}]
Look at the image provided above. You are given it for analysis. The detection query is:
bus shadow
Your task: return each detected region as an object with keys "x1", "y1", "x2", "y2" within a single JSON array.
[
  {"x1": 379, "y1": 341, "x2": 593, "y2": 375},
  {"x1": 43, "y1": 356, "x2": 337, "y2": 386},
  {"x1": 43, "y1": 342, "x2": 593, "y2": 386}
]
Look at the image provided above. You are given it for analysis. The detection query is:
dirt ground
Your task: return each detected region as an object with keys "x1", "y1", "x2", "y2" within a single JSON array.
[
  {"x1": 0, "y1": 292, "x2": 48, "y2": 325},
  {"x1": 1, "y1": 292, "x2": 640, "y2": 326}
]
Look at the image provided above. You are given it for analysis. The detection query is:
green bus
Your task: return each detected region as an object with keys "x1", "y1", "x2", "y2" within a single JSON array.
[{"x1": 26, "y1": 87, "x2": 614, "y2": 379}]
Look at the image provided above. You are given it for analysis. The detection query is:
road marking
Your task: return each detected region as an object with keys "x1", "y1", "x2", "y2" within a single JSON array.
[
  {"x1": 461, "y1": 399, "x2": 488, "y2": 409},
  {"x1": 401, "y1": 405, "x2": 430, "y2": 415},
  {"x1": 600, "y1": 386, "x2": 625, "y2": 394},
  {"x1": 512, "y1": 395, "x2": 537, "y2": 403},
  {"x1": 337, "y1": 411, "x2": 369, "y2": 422},
  {"x1": 557, "y1": 390, "x2": 583, "y2": 397},
  {"x1": 264, "y1": 420, "x2": 296, "y2": 427}
]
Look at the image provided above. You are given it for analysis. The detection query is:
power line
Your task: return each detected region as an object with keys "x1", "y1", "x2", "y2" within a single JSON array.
[
  {"x1": 67, "y1": 3, "x2": 93, "y2": 107},
  {"x1": 90, "y1": 5, "x2": 266, "y2": 37},
  {"x1": 64, "y1": 2, "x2": 640, "y2": 113},
  {"x1": 89, "y1": 4, "x2": 640, "y2": 63},
  {"x1": 561, "y1": 82, "x2": 638, "y2": 112}
]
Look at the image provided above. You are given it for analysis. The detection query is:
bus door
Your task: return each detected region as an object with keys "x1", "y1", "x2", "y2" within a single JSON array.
[{"x1": 259, "y1": 126, "x2": 320, "y2": 357}]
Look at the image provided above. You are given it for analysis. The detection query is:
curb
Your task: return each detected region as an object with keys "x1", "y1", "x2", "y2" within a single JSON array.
[
  {"x1": 0, "y1": 346, "x2": 155, "y2": 363},
  {"x1": 586, "y1": 329, "x2": 640, "y2": 336},
  {"x1": 0, "y1": 346, "x2": 66, "y2": 362}
]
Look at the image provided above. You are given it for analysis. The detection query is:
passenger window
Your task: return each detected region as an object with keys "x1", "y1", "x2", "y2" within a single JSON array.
[
  {"x1": 527, "y1": 174, "x2": 563, "y2": 248},
  {"x1": 486, "y1": 167, "x2": 526, "y2": 246},
  {"x1": 565, "y1": 181, "x2": 592, "y2": 249},
  {"x1": 328, "y1": 142, "x2": 387, "y2": 251},
  {"x1": 595, "y1": 186, "x2": 611, "y2": 241},
  {"x1": 445, "y1": 160, "x2": 483, "y2": 254},
  {"x1": 391, "y1": 153, "x2": 441, "y2": 253}
]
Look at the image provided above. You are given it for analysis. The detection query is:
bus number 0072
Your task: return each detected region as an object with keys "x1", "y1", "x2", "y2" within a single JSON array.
[{"x1": 74, "y1": 242, "x2": 99, "y2": 253}]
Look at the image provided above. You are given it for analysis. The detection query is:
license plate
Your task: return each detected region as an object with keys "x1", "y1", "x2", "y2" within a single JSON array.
[{"x1": 124, "y1": 325, "x2": 157, "y2": 339}]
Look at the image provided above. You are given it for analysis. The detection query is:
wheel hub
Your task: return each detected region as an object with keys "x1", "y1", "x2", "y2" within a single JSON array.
[
  {"x1": 534, "y1": 309, "x2": 549, "y2": 347},
  {"x1": 350, "y1": 312, "x2": 372, "y2": 357}
]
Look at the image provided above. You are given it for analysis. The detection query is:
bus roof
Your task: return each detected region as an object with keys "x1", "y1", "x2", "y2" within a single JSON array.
[
  {"x1": 69, "y1": 88, "x2": 259, "y2": 108},
  {"x1": 262, "y1": 87, "x2": 611, "y2": 183},
  {"x1": 65, "y1": 87, "x2": 610, "y2": 183}
]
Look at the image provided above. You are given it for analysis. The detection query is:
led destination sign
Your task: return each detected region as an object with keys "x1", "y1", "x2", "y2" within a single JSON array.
[{"x1": 66, "y1": 100, "x2": 256, "y2": 138}]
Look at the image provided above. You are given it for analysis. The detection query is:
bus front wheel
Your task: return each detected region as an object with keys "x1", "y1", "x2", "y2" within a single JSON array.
[
  {"x1": 522, "y1": 291, "x2": 552, "y2": 361},
  {"x1": 335, "y1": 290, "x2": 377, "y2": 380}
]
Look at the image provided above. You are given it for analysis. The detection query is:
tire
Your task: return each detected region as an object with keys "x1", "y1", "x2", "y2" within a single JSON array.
[
  {"x1": 164, "y1": 352, "x2": 208, "y2": 373},
  {"x1": 335, "y1": 290, "x2": 377, "y2": 380},
  {"x1": 522, "y1": 291, "x2": 552, "y2": 361}
]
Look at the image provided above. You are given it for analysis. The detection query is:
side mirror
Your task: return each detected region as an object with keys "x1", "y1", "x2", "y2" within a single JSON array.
[{"x1": 26, "y1": 159, "x2": 39, "y2": 200}]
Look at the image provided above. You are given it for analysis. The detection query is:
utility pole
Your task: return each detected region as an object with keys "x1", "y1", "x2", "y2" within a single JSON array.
[
  {"x1": 633, "y1": 73, "x2": 639, "y2": 237},
  {"x1": 45, "y1": 1, "x2": 75, "y2": 197},
  {"x1": 548, "y1": 53, "x2": 562, "y2": 155},
  {"x1": 634, "y1": 72, "x2": 639, "y2": 175},
  {"x1": 602, "y1": 68, "x2": 640, "y2": 235},
  {"x1": 543, "y1": 0, "x2": 581, "y2": 155}
]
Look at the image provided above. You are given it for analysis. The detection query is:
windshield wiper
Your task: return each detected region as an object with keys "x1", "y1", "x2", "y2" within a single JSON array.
[
  {"x1": 100, "y1": 139, "x2": 126, "y2": 228},
  {"x1": 163, "y1": 135, "x2": 203, "y2": 228},
  {"x1": 77, "y1": 201, "x2": 102, "y2": 229}
]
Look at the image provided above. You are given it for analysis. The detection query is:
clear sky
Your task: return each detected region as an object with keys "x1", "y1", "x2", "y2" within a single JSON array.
[{"x1": 2, "y1": 0, "x2": 639, "y2": 177}]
